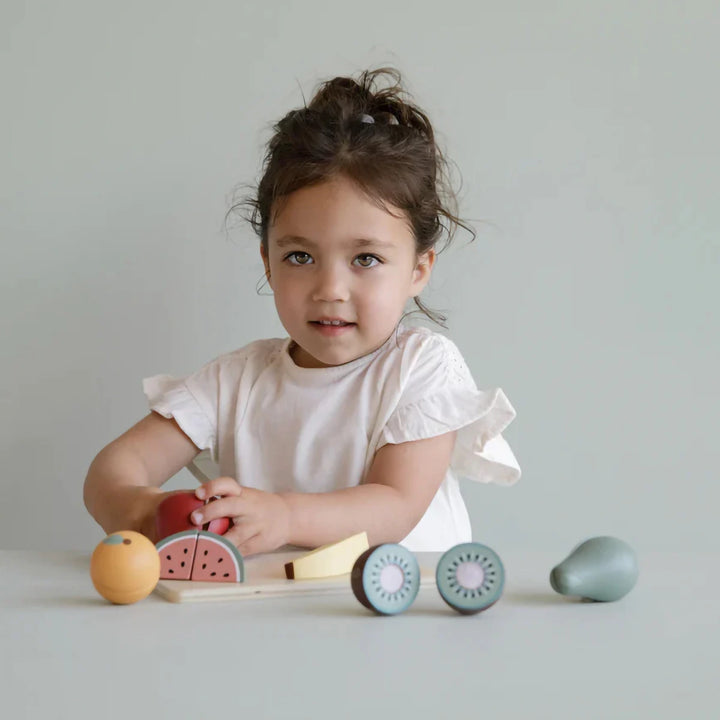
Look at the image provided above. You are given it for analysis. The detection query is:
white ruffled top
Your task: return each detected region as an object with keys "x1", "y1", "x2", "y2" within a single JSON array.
[{"x1": 143, "y1": 324, "x2": 521, "y2": 551}]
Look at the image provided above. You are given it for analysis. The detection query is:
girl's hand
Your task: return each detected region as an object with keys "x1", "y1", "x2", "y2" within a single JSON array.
[{"x1": 191, "y1": 477, "x2": 291, "y2": 557}]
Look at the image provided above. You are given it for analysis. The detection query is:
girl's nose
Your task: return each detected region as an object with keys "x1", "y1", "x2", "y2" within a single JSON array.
[{"x1": 312, "y1": 264, "x2": 351, "y2": 302}]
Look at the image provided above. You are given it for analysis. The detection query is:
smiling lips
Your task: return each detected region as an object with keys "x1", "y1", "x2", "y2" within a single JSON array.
[
  {"x1": 311, "y1": 318, "x2": 356, "y2": 326},
  {"x1": 310, "y1": 319, "x2": 356, "y2": 334}
]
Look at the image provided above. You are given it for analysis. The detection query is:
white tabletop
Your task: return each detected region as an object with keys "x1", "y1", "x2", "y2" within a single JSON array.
[{"x1": 1, "y1": 549, "x2": 716, "y2": 719}]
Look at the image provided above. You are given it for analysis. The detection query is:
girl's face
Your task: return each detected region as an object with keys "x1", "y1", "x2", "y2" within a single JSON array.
[{"x1": 262, "y1": 174, "x2": 435, "y2": 368}]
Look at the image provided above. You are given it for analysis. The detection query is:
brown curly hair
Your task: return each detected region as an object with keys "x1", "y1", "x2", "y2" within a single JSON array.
[{"x1": 225, "y1": 67, "x2": 476, "y2": 328}]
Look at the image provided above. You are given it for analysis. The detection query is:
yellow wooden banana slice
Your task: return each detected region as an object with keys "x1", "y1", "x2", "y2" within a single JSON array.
[{"x1": 285, "y1": 532, "x2": 370, "y2": 579}]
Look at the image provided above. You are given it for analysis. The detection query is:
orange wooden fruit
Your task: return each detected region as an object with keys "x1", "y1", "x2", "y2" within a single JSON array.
[{"x1": 90, "y1": 531, "x2": 160, "y2": 604}]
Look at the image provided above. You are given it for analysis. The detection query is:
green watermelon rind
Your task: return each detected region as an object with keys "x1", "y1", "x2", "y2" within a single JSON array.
[{"x1": 194, "y1": 531, "x2": 245, "y2": 583}]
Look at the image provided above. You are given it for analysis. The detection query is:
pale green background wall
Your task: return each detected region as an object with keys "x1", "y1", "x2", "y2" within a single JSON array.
[{"x1": 2, "y1": 0, "x2": 717, "y2": 552}]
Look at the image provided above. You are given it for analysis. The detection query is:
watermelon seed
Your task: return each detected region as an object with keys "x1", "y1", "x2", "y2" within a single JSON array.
[
  {"x1": 218, "y1": 558, "x2": 223, "y2": 563},
  {"x1": 211, "y1": 572, "x2": 216, "y2": 577},
  {"x1": 183, "y1": 548, "x2": 188, "y2": 554},
  {"x1": 168, "y1": 569, "x2": 174, "y2": 574},
  {"x1": 166, "y1": 555, "x2": 171, "y2": 560},
  {"x1": 180, "y1": 561, "x2": 185, "y2": 567},
  {"x1": 223, "y1": 573, "x2": 229, "y2": 578},
  {"x1": 204, "y1": 550, "x2": 209, "y2": 556},
  {"x1": 202, "y1": 564, "x2": 207, "y2": 569}
]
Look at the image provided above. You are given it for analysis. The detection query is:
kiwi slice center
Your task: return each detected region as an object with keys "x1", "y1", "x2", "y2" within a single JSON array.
[
  {"x1": 379, "y1": 563, "x2": 405, "y2": 594},
  {"x1": 455, "y1": 561, "x2": 485, "y2": 590}
]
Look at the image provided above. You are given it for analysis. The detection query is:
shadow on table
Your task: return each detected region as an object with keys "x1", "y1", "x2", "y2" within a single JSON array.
[
  {"x1": 14, "y1": 589, "x2": 586, "y2": 613},
  {"x1": 293, "y1": 589, "x2": 582, "y2": 618},
  {"x1": 503, "y1": 590, "x2": 596, "y2": 605},
  {"x1": 17, "y1": 596, "x2": 115, "y2": 608}
]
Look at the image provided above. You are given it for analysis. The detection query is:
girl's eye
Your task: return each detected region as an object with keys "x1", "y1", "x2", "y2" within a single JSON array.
[
  {"x1": 354, "y1": 254, "x2": 381, "y2": 268},
  {"x1": 285, "y1": 251, "x2": 313, "y2": 265},
  {"x1": 284, "y1": 252, "x2": 381, "y2": 268}
]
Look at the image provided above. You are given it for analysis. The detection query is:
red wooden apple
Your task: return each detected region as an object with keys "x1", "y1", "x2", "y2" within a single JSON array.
[{"x1": 155, "y1": 491, "x2": 230, "y2": 542}]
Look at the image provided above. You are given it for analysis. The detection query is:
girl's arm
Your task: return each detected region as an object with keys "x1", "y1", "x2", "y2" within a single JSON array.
[
  {"x1": 84, "y1": 412, "x2": 201, "y2": 539},
  {"x1": 283, "y1": 430, "x2": 457, "y2": 547},
  {"x1": 194, "y1": 430, "x2": 457, "y2": 554}
]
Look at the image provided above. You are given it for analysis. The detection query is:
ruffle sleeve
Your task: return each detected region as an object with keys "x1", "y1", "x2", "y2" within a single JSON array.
[
  {"x1": 378, "y1": 334, "x2": 521, "y2": 486},
  {"x1": 142, "y1": 373, "x2": 217, "y2": 461}
]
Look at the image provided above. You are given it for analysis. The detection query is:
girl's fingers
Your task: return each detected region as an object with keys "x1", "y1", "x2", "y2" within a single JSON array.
[
  {"x1": 190, "y1": 495, "x2": 242, "y2": 526},
  {"x1": 195, "y1": 477, "x2": 242, "y2": 501},
  {"x1": 236, "y1": 533, "x2": 265, "y2": 558},
  {"x1": 224, "y1": 524, "x2": 260, "y2": 553}
]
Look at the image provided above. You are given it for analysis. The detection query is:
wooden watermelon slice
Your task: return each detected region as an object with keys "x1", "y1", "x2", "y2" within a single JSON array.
[
  {"x1": 191, "y1": 531, "x2": 245, "y2": 583},
  {"x1": 156, "y1": 530, "x2": 199, "y2": 580}
]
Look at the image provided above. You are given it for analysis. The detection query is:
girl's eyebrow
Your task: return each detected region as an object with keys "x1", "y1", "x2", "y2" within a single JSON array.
[{"x1": 274, "y1": 234, "x2": 394, "y2": 250}]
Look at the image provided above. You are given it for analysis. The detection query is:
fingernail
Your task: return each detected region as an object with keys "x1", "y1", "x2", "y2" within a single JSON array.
[
  {"x1": 196, "y1": 488, "x2": 206, "y2": 499},
  {"x1": 191, "y1": 511, "x2": 203, "y2": 525}
]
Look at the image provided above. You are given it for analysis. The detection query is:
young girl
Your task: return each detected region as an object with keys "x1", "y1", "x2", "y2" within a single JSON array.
[{"x1": 84, "y1": 67, "x2": 521, "y2": 557}]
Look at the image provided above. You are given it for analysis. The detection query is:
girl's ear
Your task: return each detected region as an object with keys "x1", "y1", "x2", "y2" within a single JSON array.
[
  {"x1": 410, "y1": 249, "x2": 436, "y2": 296},
  {"x1": 260, "y1": 244, "x2": 273, "y2": 288}
]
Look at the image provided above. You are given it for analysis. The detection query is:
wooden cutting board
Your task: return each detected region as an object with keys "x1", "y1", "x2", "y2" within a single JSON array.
[{"x1": 154, "y1": 550, "x2": 440, "y2": 603}]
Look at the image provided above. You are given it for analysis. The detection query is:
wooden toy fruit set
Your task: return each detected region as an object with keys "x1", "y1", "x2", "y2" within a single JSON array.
[
  {"x1": 89, "y1": 491, "x2": 639, "y2": 610},
  {"x1": 90, "y1": 491, "x2": 243, "y2": 604}
]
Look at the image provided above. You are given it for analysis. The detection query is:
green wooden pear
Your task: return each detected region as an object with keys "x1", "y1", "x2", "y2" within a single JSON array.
[{"x1": 550, "y1": 536, "x2": 638, "y2": 602}]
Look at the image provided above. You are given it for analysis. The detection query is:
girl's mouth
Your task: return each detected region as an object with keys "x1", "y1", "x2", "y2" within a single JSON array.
[{"x1": 309, "y1": 321, "x2": 356, "y2": 335}]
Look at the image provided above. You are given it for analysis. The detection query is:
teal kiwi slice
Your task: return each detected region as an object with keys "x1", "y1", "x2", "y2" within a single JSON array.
[
  {"x1": 351, "y1": 544, "x2": 420, "y2": 615},
  {"x1": 436, "y1": 542, "x2": 505, "y2": 614}
]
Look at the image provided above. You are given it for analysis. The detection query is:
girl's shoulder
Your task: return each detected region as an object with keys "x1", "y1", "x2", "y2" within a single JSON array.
[
  {"x1": 394, "y1": 324, "x2": 453, "y2": 348},
  {"x1": 391, "y1": 325, "x2": 465, "y2": 366},
  {"x1": 387, "y1": 324, "x2": 474, "y2": 389}
]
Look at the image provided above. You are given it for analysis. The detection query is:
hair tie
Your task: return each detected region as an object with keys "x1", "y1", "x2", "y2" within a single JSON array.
[{"x1": 358, "y1": 112, "x2": 400, "y2": 126}]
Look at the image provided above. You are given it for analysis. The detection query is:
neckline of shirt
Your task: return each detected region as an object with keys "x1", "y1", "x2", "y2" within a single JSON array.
[{"x1": 279, "y1": 327, "x2": 404, "y2": 385}]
